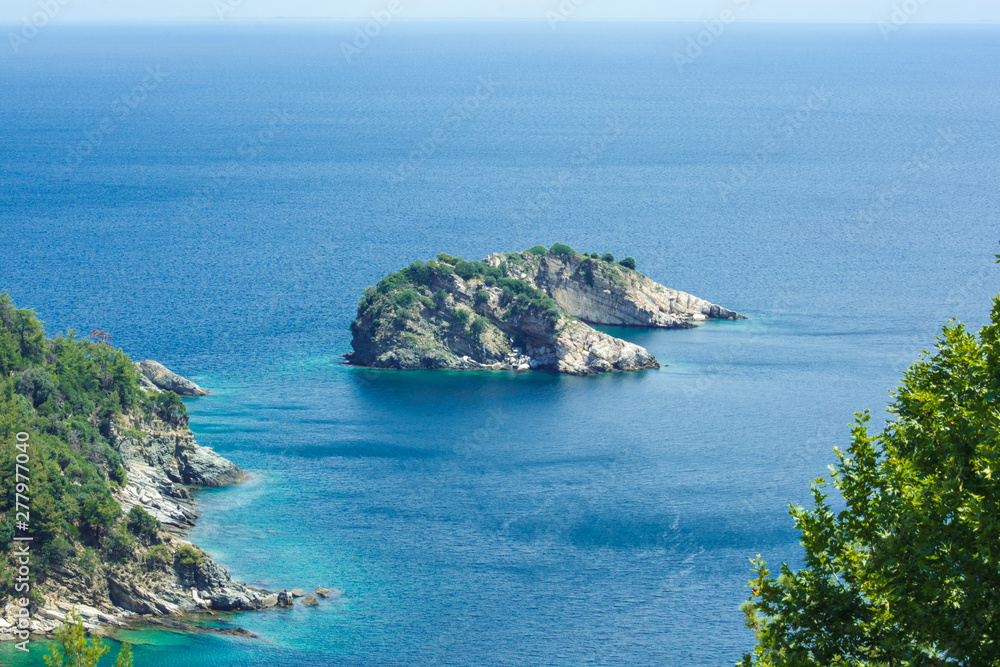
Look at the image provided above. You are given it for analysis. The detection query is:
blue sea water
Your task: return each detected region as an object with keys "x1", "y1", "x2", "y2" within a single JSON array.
[{"x1": 1, "y1": 20, "x2": 999, "y2": 666}]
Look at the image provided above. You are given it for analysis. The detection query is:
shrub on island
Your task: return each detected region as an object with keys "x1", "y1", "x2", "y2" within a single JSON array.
[{"x1": 549, "y1": 243, "x2": 577, "y2": 259}]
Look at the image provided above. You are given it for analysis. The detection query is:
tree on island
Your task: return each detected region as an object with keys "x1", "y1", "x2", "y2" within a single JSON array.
[
  {"x1": 741, "y1": 252, "x2": 1000, "y2": 666},
  {"x1": 549, "y1": 243, "x2": 577, "y2": 259},
  {"x1": 44, "y1": 609, "x2": 132, "y2": 667}
]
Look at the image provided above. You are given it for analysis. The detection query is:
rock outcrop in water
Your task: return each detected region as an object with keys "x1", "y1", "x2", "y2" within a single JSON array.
[
  {"x1": 135, "y1": 360, "x2": 210, "y2": 396},
  {"x1": 347, "y1": 247, "x2": 742, "y2": 375}
]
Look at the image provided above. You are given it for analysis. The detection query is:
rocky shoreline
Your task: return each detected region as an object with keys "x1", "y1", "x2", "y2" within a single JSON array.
[
  {"x1": 0, "y1": 363, "x2": 332, "y2": 641},
  {"x1": 347, "y1": 247, "x2": 743, "y2": 375}
]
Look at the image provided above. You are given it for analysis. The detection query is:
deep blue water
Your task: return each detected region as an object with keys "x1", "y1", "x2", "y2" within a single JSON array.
[{"x1": 1, "y1": 20, "x2": 999, "y2": 667}]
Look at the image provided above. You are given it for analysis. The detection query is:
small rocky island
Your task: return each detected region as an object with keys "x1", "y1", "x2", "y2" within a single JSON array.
[{"x1": 347, "y1": 245, "x2": 742, "y2": 375}]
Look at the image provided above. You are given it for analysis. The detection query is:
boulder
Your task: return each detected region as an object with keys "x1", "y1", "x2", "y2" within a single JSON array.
[
  {"x1": 314, "y1": 587, "x2": 332, "y2": 598},
  {"x1": 175, "y1": 442, "x2": 245, "y2": 487},
  {"x1": 276, "y1": 590, "x2": 294, "y2": 607},
  {"x1": 261, "y1": 594, "x2": 278, "y2": 608},
  {"x1": 301, "y1": 594, "x2": 319, "y2": 607},
  {"x1": 135, "y1": 360, "x2": 209, "y2": 397},
  {"x1": 290, "y1": 589, "x2": 305, "y2": 598}
]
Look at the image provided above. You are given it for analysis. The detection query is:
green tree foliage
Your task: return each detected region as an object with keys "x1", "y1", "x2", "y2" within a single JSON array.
[
  {"x1": 741, "y1": 278, "x2": 1000, "y2": 666},
  {"x1": 601, "y1": 253, "x2": 615, "y2": 263},
  {"x1": 102, "y1": 526, "x2": 136, "y2": 563},
  {"x1": 495, "y1": 278, "x2": 562, "y2": 329},
  {"x1": 14, "y1": 367, "x2": 58, "y2": 408},
  {"x1": 549, "y1": 243, "x2": 577, "y2": 259},
  {"x1": 144, "y1": 544, "x2": 170, "y2": 568},
  {"x1": 153, "y1": 391, "x2": 187, "y2": 426},
  {"x1": 469, "y1": 316, "x2": 488, "y2": 341},
  {"x1": 618, "y1": 256, "x2": 637, "y2": 270},
  {"x1": 75, "y1": 548, "x2": 99, "y2": 583},
  {"x1": 176, "y1": 543, "x2": 204, "y2": 566},
  {"x1": 44, "y1": 609, "x2": 132, "y2": 667},
  {"x1": 114, "y1": 642, "x2": 133, "y2": 667},
  {"x1": 80, "y1": 493, "x2": 121, "y2": 533},
  {"x1": 391, "y1": 289, "x2": 418, "y2": 310},
  {"x1": 578, "y1": 258, "x2": 596, "y2": 286},
  {"x1": 453, "y1": 260, "x2": 503, "y2": 282},
  {"x1": 126, "y1": 506, "x2": 160, "y2": 543},
  {"x1": 355, "y1": 250, "x2": 613, "y2": 342},
  {"x1": 453, "y1": 309, "x2": 472, "y2": 328}
]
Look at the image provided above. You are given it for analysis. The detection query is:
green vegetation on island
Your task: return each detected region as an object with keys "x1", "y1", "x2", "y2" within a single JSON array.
[
  {"x1": 347, "y1": 244, "x2": 671, "y2": 374},
  {"x1": 741, "y1": 253, "x2": 1000, "y2": 666},
  {"x1": 348, "y1": 243, "x2": 742, "y2": 374},
  {"x1": 358, "y1": 250, "x2": 568, "y2": 331}
]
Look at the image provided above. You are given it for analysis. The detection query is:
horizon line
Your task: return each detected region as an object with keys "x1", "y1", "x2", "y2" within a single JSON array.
[{"x1": 2, "y1": 17, "x2": 999, "y2": 25}]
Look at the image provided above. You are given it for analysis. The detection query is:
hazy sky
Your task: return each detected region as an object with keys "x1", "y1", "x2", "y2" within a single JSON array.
[{"x1": 2, "y1": 0, "x2": 999, "y2": 23}]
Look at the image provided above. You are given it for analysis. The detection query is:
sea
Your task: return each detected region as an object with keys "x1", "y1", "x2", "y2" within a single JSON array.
[{"x1": 0, "y1": 19, "x2": 998, "y2": 667}]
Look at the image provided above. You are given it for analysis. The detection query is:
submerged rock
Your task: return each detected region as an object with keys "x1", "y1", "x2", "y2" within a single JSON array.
[{"x1": 135, "y1": 360, "x2": 210, "y2": 397}]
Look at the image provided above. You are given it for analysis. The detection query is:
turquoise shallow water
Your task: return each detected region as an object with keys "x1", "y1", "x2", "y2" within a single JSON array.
[{"x1": 1, "y1": 20, "x2": 999, "y2": 666}]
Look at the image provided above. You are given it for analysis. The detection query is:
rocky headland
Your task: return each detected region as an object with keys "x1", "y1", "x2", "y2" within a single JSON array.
[
  {"x1": 0, "y1": 295, "x2": 336, "y2": 645},
  {"x1": 347, "y1": 245, "x2": 742, "y2": 375},
  {"x1": 0, "y1": 363, "x2": 267, "y2": 640},
  {"x1": 1, "y1": 363, "x2": 333, "y2": 641}
]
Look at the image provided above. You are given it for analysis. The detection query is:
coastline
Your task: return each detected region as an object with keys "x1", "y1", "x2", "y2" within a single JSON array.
[{"x1": 0, "y1": 363, "x2": 328, "y2": 645}]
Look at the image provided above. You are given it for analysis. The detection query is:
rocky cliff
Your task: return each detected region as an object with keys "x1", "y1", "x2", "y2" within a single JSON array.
[
  {"x1": 0, "y1": 367, "x2": 265, "y2": 639},
  {"x1": 347, "y1": 247, "x2": 741, "y2": 375},
  {"x1": 485, "y1": 251, "x2": 742, "y2": 328}
]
